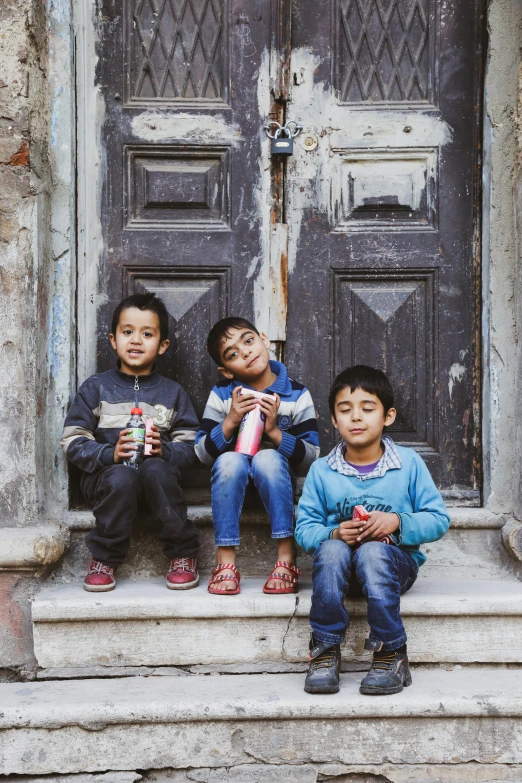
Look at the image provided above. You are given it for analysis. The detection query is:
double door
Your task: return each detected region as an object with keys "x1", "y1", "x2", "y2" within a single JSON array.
[{"x1": 92, "y1": 0, "x2": 484, "y2": 496}]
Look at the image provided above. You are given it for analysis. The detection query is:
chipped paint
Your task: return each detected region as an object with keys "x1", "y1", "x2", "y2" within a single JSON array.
[
  {"x1": 252, "y1": 46, "x2": 272, "y2": 336},
  {"x1": 285, "y1": 47, "x2": 454, "y2": 273},
  {"x1": 267, "y1": 223, "x2": 288, "y2": 342},
  {"x1": 449, "y1": 363, "x2": 467, "y2": 401},
  {"x1": 131, "y1": 112, "x2": 243, "y2": 144},
  {"x1": 76, "y1": 0, "x2": 106, "y2": 384}
]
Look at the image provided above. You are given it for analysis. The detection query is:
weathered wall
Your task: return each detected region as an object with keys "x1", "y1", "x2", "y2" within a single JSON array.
[
  {"x1": 482, "y1": 0, "x2": 522, "y2": 514},
  {"x1": 0, "y1": 0, "x2": 74, "y2": 674},
  {"x1": 514, "y1": 50, "x2": 522, "y2": 521},
  {"x1": 0, "y1": 0, "x2": 49, "y2": 528},
  {"x1": 0, "y1": 0, "x2": 74, "y2": 532}
]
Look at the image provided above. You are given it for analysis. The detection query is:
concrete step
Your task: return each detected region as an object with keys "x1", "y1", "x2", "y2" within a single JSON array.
[
  {"x1": 32, "y1": 576, "x2": 522, "y2": 669},
  {"x1": 53, "y1": 507, "x2": 521, "y2": 582},
  {"x1": 1, "y1": 668, "x2": 522, "y2": 775}
]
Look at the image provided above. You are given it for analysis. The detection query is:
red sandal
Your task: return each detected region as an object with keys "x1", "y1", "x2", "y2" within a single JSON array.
[
  {"x1": 263, "y1": 561, "x2": 301, "y2": 594},
  {"x1": 208, "y1": 562, "x2": 241, "y2": 595}
]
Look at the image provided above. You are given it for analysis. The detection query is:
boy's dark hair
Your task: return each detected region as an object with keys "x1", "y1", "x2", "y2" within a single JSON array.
[
  {"x1": 207, "y1": 317, "x2": 259, "y2": 365},
  {"x1": 111, "y1": 293, "x2": 169, "y2": 343},
  {"x1": 329, "y1": 365, "x2": 394, "y2": 417}
]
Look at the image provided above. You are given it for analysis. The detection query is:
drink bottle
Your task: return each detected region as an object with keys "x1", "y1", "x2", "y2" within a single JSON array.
[
  {"x1": 234, "y1": 390, "x2": 269, "y2": 456},
  {"x1": 123, "y1": 407, "x2": 146, "y2": 469}
]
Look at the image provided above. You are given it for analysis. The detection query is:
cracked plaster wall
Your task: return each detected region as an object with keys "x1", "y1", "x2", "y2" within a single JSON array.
[
  {"x1": 483, "y1": 0, "x2": 522, "y2": 514},
  {"x1": 0, "y1": 0, "x2": 74, "y2": 672},
  {"x1": 0, "y1": 0, "x2": 74, "y2": 531},
  {"x1": 0, "y1": 0, "x2": 49, "y2": 529}
]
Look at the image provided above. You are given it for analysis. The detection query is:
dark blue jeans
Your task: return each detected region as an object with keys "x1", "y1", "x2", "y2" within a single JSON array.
[
  {"x1": 211, "y1": 450, "x2": 295, "y2": 546},
  {"x1": 310, "y1": 539, "x2": 418, "y2": 651}
]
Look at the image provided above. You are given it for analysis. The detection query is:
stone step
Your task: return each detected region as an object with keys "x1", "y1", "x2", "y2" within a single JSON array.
[
  {"x1": 53, "y1": 507, "x2": 520, "y2": 582},
  {"x1": 1, "y1": 668, "x2": 522, "y2": 775},
  {"x1": 32, "y1": 576, "x2": 522, "y2": 669}
]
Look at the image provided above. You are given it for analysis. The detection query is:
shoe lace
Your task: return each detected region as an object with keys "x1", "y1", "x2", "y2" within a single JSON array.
[
  {"x1": 370, "y1": 653, "x2": 397, "y2": 671},
  {"x1": 310, "y1": 648, "x2": 337, "y2": 670},
  {"x1": 169, "y1": 557, "x2": 194, "y2": 573},
  {"x1": 88, "y1": 561, "x2": 113, "y2": 576}
]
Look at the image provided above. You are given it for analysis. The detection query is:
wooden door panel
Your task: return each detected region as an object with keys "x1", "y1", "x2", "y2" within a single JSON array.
[
  {"x1": 287, "y1": 0, "x2": 483, "y2": 495},
  {"x1": 124, "y1": 145, "x2": 231, "y2": 230},
  {"x1": 124, "y1": 267, "x2": 228, "y2": 414},
  {"x1": 96, "y1": 0, "x2": 270, "y2": 418},
  {"x1": 334, "y1": 268, "x2": 437, "y2": 477},
  {"x1": 125, "y1": 0, "x2": 229, "y2": 106},
  {"x1": 335, "y1": 0, "x2": 435, "y2": 105},
  {"x1": 332, "y1": 148, "x2": 438, "y2": 231}
]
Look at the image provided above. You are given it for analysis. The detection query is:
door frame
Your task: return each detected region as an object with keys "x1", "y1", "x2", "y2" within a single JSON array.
[{"x1": 71, "y1": 0, "x2": 506, "y2": 509}]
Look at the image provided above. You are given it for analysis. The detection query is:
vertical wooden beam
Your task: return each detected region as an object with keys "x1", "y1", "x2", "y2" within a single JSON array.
[{"x1": 268, "y1": 0, "x2": 291, "y2": 359}]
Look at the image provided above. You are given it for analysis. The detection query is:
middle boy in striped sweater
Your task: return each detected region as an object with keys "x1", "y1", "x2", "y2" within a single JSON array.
[{"x1": 195, "y1": 318, "x2": 320, "y2": 596}]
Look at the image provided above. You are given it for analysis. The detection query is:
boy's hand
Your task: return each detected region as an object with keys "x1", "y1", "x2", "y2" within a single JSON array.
[
  {"x1": 145, "y1": 423, "x2": 162, "y2": 458},
  {"x1": 222, "y1": 387, "x2": 257, "y2": 441},
  {"x1": 334, "y1": 519, "x2": 368, "y2": 545},
  {"x1": 114, "y1": 429, "x2": 136, "y2": 463},
  {"x1": 355, "y1": 511, "x2": 400, "y2": 543},
  {"x1": 258, "y1": 393, "x2": 281, "y2": 446}
]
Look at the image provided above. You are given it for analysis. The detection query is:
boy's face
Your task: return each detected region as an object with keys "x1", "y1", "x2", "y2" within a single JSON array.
[
  {"x1": 109, "y1": 307, "x2": 169, "y2": 375},
  {"x1": 331, "y1": 386, "x2": 396, "y2": 449},
  {"x1": 218, "y1": 326, "x2": 271, "y2": 382}
]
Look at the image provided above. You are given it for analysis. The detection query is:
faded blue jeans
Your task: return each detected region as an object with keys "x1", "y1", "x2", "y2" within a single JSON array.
[
  {"x1": 310, "y1": 539, "x2": 418, "y2": 650},
  {"x1": 211, "y1": 449, "x2": 295, "y2": 546}
]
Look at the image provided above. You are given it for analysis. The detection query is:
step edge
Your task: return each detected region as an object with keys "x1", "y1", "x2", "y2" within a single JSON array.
[
  {"x1": 1, "y1": 671, "x2": 522, "y2": 728},
  {"x1": 63, "y1": 507, "x2": 508, "y2": 531}
]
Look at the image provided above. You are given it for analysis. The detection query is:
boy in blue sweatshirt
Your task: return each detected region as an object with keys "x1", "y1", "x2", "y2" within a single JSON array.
[
  {"x1": 61, "y1": 293, "x2": 200, "y2": 593},
  {"x1": 295, "y1": 365, "x2": 449, "y2": 695},
  {"x1": 195, "y1": 317, "x2": 319, "y2": 595}
]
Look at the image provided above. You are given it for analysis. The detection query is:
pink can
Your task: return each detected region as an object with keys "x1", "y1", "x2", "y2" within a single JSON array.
[{"x1": 234, "y1": 390, "x2": 269, "y2": 456}]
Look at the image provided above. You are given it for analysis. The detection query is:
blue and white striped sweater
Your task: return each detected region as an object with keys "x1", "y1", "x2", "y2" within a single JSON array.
[{"x1": 195, "y1": 361, "x2": 320, "y2": 474}]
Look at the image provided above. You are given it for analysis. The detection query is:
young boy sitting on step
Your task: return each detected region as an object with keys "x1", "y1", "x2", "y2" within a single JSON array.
[
  {"x1": 195, "y1": 317, "x2": 320, "y2": 595},
  {"x1": 61, "y1": 293, "x2": 200, "y2": 593},
  {"x1": 295, "y1": 365, "x2": 450, "y2": 695}
]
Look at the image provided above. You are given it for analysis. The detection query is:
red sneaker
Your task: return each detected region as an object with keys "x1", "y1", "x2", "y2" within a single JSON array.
[
  {"x1": 83, "y1": 560, "x2": 116, "y2": 592},
  {"x1": 166, "y1": 557, "x2": 199, "y2": 590}
]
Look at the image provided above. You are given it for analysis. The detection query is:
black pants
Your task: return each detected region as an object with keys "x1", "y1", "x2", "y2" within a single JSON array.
[{"x1": 82, "y1": 460, "x2": 199, "y2": 566}]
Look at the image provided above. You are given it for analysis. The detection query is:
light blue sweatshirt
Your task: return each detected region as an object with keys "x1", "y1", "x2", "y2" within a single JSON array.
[{"x1": 295, "y1": 443, "x2": 450, "y2": 567}]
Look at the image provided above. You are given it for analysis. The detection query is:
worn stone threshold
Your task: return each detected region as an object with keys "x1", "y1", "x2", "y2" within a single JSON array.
[
  {"x1": 33, "y1": 575, "x2": 522, "y2": 622},
  {"x1": 2, "y1": 669, "x2": 522, "y2": 727},
  {"x1": 2, "y1": 669, "x2": 522, "y2": 774}
]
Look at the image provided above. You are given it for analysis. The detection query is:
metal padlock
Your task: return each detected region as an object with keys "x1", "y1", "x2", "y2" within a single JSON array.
[{"x1": 271, "y1": 130, "x2": 293, "y2": 156}]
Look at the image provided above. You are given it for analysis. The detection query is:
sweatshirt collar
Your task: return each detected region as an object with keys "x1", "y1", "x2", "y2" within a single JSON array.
[
  {"x1": 232, "y1": 360, "x2": 292, "y2": 396},
  {"x1": 110, "y1": 364, "x2": 161, "y2": 389},
  {"x1": 327, "y1": 435, "x2": 402, "y2": 480}
]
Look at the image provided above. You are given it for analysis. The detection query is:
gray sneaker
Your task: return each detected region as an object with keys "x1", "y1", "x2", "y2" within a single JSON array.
[
  {"x1": 359, "y1": 648, "x2": 412, "y2": 695},
  {"x1": 304, "y1": 636, "x2": 341, "y2": 694}
]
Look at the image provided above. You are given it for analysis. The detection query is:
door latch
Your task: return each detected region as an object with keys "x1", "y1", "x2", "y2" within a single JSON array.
[{"x1": 265, "y1": 120, "x2": 303, "y2": 157}]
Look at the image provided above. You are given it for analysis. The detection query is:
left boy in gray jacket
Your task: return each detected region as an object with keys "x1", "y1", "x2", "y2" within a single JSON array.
[{"x1": 61, "y1": 293, "x2": 200, "y2": 592}]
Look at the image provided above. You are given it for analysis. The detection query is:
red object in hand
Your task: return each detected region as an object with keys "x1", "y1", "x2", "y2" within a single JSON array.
[
  {"x1": 351, "y1": 504, "x2": 395, "y2": 549},
  {"x1": 352, "y1": 505, "x2": 369, "y2": 523}
]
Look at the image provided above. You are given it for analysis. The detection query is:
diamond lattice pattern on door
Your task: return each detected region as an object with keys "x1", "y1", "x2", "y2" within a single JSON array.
[
  {"x1": 338, "y1": 0, "x2": 430, "y2": 102},
  {"x1": 131, "y1": 0, "x2": 224, "y2": 100}
]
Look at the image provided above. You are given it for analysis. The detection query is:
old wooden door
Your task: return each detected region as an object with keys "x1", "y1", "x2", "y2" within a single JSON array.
[
  {"x1": 284, "y1": 0, "x2": 483, "y2": 499},
  {"x1": 92, "y1": 0, "x2": 483, "y2": 499},
  {"x1": 95, "y1": 0, "x2": 273, "y2": 417}
]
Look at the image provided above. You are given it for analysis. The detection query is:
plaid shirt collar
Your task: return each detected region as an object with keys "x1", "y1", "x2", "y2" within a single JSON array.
[{"x1": 326, "y1": 435, "x2": 402, "y2": 480}]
